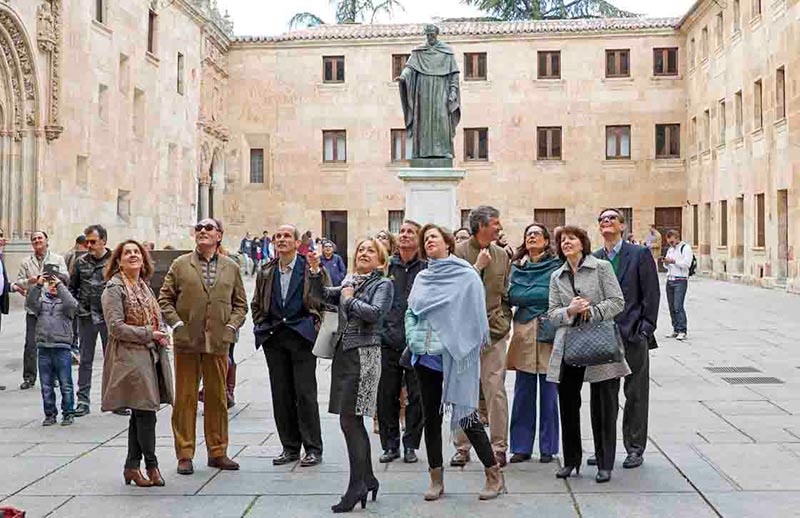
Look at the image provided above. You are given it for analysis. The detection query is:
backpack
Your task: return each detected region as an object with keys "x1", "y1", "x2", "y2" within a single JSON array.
[{"x1": 681, "y1": 244, "x2": 698, "y2": 277}]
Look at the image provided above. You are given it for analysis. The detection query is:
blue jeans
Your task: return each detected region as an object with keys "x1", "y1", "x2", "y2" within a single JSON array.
[
  {"x1": 510, "y1": 372, "x2": 560, "y2": 456},
  {"x1": 666, "y1": 279, "x2": 688, "y2": 333},
  {"x1": 38, "y1": 348, "x2": 75, "y2": 417}
]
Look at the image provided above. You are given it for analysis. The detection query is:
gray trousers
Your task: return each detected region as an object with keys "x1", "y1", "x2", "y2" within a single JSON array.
[
  {"x1": 23, "y1": 314, "x2": 38, "y2": 383},
  {"x1": 76, "y1": 317, "x2": 109, "y2": 405},
  {"x1": 622, "y1": 340, "x2": 650, "y2": 456}
]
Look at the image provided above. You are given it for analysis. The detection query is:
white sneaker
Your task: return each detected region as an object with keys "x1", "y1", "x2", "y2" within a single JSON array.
[
  {"x1": 664, "y1": 332, "x2": 678, "y2": 338},
  {"x1": 676, "y1": 332, "x2": 687, "y2": 341}
]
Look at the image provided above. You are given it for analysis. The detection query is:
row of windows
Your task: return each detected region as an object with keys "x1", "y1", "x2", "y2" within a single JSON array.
[
  {"x1": 688, "y1": 0, "x2": 769, "y2": 67},
  {"x1": 693, "y1": 191, "x2": 774, "y2": 251},
  {"x1": 690, "y1": 65, "x2": 787, "y2": 152},
  {"x1": 322, "y1": 47, "x2": 680, "y2": 83},
  {"x1": 94, "y1": 1, "x2": 186, "y2": 96},
  {"x1": 247, "y1": 124, "x2": 683, "y2": 182}
]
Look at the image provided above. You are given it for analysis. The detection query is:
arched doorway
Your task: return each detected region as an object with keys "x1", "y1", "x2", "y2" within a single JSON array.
[{"x1": 0, "y1": 5, "x2": 43, "y2": 239}]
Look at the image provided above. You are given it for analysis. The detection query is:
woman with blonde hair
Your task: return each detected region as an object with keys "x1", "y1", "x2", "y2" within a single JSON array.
[
  {"x1": 101, "y1": 239, "x2": 174, "y2": 487},
  {"x1": 309, "y1": 237, "x2": 394, "y2": 513}
]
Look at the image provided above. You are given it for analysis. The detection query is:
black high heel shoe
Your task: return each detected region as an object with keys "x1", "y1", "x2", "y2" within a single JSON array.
[
  {"x1": 556, "y1": 465, "x2": 580, "y2": 479},
  {"x1": 366, "y1": 477, "x2": 380, "y2": 501},
  {"x1": 331, "y1": 484, "x2": 369, "y2": 513}
]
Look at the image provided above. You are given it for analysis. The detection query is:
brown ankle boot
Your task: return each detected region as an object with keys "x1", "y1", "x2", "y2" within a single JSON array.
[
  {"x1": 124, "y1": 468, "x2": 153, "y2": 487},
  {"x1": 226, "y1": 362, "x2": 237, "y2": 409},
  {"x1": 146, "y1": 467, "x2": 165, "y2": 486},
  {"x1": 208, "y1": 456, "x2": 240, "y2": 470},
  {"x1": 478, "y1": 465, "x2": 506, "y2": 500},
  {"x1": 424, "y1": 467, "x2": 444, "y2": 501}
]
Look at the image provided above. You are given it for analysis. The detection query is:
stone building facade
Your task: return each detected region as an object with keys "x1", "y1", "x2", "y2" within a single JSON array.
[
  {"x1": 0, "y1": 0, "x2": 232, "y2": 274},
  {"x1": 0, "y1": 0, "x2": 798, "y2": 291}
]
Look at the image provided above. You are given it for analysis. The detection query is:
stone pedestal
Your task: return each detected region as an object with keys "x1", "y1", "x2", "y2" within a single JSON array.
[{"x1": 398, "y1": 168, "x2": 465, "y2": 230}]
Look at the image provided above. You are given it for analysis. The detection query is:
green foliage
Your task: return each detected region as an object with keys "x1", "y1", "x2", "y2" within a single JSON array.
[
  {"x1": 289, "y1": 0, "x2": 405, "y2": 29},
  {"x1": 461, "y1": 0, "x2": 638, "y2": 20}
]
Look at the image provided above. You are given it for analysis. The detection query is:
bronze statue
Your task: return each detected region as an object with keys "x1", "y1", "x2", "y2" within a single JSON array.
[{"x1": 399, "y1": 25, "x2": 461, "y2": 162}]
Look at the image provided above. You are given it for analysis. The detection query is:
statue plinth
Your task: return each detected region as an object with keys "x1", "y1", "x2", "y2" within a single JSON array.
[{"x1": 398, "y1": 167, "x2": 465, "y2": 230}]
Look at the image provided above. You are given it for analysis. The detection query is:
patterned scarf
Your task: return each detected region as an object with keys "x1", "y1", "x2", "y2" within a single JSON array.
[{"x1": 120, "y1": 273, "x2": 161, "y2": 333}]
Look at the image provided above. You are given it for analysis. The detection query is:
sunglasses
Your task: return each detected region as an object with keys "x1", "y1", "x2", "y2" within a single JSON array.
[
  {"x1": 597, "y1": 214, "x2": 619, "y2": 223},
  {"x1": 526, "y1": 229, "x2": 544, "y2": 238},
  {"x1": 195, "y1": 223, "x2": 218, "y2": 232},
  {"x1": 86, "y1": 239, "x2": 98, "y2": 245}
]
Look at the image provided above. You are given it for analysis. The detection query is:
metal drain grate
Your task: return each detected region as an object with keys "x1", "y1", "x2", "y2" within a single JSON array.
[
  {"x1": 721, "y1": 376, "x2": 784, "y2": 385},
  {"x1": 705, "y1": 366, "x2": 762, "y2": 374}
]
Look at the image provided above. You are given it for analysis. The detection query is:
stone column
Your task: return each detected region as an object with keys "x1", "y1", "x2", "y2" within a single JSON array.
[
  {"x1": 198, "y1": 179, "x2": 210, "y2": 220},
  {"x1": 398, "y1": 168, "x2": 466, "y2": 230}
]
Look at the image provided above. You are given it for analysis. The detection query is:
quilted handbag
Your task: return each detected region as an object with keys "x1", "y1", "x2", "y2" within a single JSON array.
[{"x1": 563, "y1": 320, "x2": 623, "y2": 367}]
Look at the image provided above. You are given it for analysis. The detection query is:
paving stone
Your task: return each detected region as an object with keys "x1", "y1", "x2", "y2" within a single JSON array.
[
  {"x1": 705, "y1": 491, "x2": 800, "y2": 518},
  {"x1": 566, "y1": 453, "x2": 694, "y2": 494},
  {"x1": 47, "y1": 495, "x2": 254, "y2": 518},
  {"x1": 19, "y1": 443, "x2": 99, "y2": 458},
  {"x1": 704, "y1": 400, "x2": 788, "y2": 416},
  {"x1": 695, "y1": 444, "x2": 800, "y2": 490},
  {"x1": 575, "y1": 492, "x2": 720, "y2": 518},
  {"x1": 0, "y1": 457, "x2": 70, "y2": 497},
  {"x1": 0, "y1": 496, "x2": 71, "y2": 518}
]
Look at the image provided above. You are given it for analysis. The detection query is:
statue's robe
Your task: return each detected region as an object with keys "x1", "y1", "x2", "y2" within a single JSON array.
[{"x1": 399, "y1": 41, "x2": 461, "y2": 159}]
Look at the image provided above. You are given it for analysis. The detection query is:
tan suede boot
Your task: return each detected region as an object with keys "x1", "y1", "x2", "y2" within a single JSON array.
[
  {"x1": 424, "y1": 467, "x2": 444, "y2": 501},
  {"x1": 478, "y1": 465, "x2": 507, "y2": 500}
]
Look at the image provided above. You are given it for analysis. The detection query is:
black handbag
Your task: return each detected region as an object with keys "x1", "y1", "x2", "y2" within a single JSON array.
[{"x1": 562, "y1": 269, "x2": 623, "y2": 367}]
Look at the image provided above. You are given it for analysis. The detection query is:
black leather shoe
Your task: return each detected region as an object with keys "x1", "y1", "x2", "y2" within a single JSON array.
[
  {"x1": 379, "y1": 449, "x2": 400, "y2": 463},
  {"x1": 272, "y1": 451, "x2": 300, "y2": 466},
  {"x1": 556, "y1": 465, "x2": 580, "y2": 479},
  {"x1": 20, "y1": 380, "x2": 35, "y2": 390},
  {"x1": 596, "y1": 469, "x2": 612, "y2": 483},
  {"x1": 623, "y1": 452, "x2": 644, "y2": 469},
  {"x1": 587, "y1": 455, "x2": 597, "y2": 466},
  {"x1": 510, "y1": 453, "x2": 531, "y2": 463},
  {"x1": 403, "y1": 448, "x2": 418, "y2": 464},
  {"x1": 73, "y1": 404, "x2": 90, "y2": 417},
  {"x1": 300, "y1": 452, "x2": 322, "y2": 467}
]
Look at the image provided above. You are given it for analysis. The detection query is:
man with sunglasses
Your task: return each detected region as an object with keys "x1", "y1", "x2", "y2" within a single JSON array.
[
  {"x1": 70, "y1": 224, "x2": 115, "y2": 417},
  {"x1": 593, "y1": 208, "x2": 660, "y2": 470},
  {"x1": 160, "y1": 218, "x2": 248, "y2": 475},
  {"x1": 11, "y1": 231, "x2": 68, "y2": 390},
  {"x1": 251, "y1": 224, "x2": 330, "y2": 467}
]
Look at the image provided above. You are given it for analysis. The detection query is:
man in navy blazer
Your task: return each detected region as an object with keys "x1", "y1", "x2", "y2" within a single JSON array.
[{"x1": 593, "y1": 208, "x2": 660, "y2": 469}]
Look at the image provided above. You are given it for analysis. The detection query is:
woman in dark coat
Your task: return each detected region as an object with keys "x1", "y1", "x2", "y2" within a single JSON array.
[
  {"x1": 309, "y1": 238, "x2": 393, "y2": 513},
  {"x1": 101, "y1": 239, "x2": 174, "y2": 487}
]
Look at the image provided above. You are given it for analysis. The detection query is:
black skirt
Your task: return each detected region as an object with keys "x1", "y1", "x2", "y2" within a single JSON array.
[{"x1": 328, "y1": 344, "x2": 381, "y2": 417}]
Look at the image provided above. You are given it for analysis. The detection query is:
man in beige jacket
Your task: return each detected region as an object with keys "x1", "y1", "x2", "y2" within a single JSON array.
[
  {"x1": 159, "y1": 218, "x2": 248, "y2": 475},
  {"x1": 452, "y1": 206, "x2": 512, "y2": 468}
]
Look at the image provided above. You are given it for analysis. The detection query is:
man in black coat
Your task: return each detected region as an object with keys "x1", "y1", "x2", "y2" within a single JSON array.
[
  {"x1": 0, "y1": 228, "x2": 8, "y2": 390},
  {"x1": 593, "y1": 208, "x2": 660, "y2": 469}
]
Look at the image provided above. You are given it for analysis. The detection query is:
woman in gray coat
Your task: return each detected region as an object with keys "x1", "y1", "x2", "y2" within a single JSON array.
[{"x1": 547, "y1": 226, "x2": 629, "y2": 484}]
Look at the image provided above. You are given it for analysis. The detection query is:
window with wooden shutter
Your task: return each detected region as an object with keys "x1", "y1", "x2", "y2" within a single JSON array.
[
  {"x1": 392, "y1": 54, "x2": 409, "y2": 81},
  {"x1": 537, "y1": 127, "x2": 562, "y2": 160},
  {"x1": 776, "y1": 66, "x2": 786, "y2": 120},
  {"x1": 754, "y1": 79, "x2": 763, "y2": 130},
  {"x1": 606, "y1": 49, "x2": 630, "y2": 78},
  {"x1": 390, "y1": 129, "x2": 412, "y2": 162},
  {"x1": 323, "y1": 130, "x2": 347, "y2": 162},
  {"x1": 538, "y1": 51, "x2": 560, "y2": 79},
  {"x1": 606, "y1": 125, "x2": 631, "y2": 159},
  {"x1": 250, "y1": 149, "x2": 264, "y2": 183},
  {"x1": 720, "y1": 200, "x2": 728, "y2": 246},
  {"x1": 653, "y1": 48, "x2": 678, "y2": 76},
  {"x1": 464, "y1": 128, "x2": 488, "y2": 161},
  {"x1": 323, "y1": 56, "x2": 345, "y2": 83},
  {"x1": 534, "y1": 209, "x2": 566, "y2": 231},
  {"x1": 655, "y1": 124, "x2": 680, "y2": 158},
  {"x1": 755, "y1": 193, "x2": 765, "y2": 247},
  {"x1": 464, "y1": 53, "x2": 487, "y2": 80}
]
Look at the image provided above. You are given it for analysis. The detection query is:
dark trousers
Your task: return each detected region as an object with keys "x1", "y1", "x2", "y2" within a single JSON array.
[
  {"x1": 71, "y1": 318, "x2": 79, "y2": 354},
  {"x1": 126, "y1": 410, "x2": 158, "y2": 469},
  {"x1": 76, "y1": 317, "x2": 109, "y2": 405},
  {"x1": 23, "y1": 314, "x2": 38, "y2": 383},
  {"x1": 263, "y1": 328, "x2": 323, "y2": 455},
  {"x1": 622, "y1": 342, "x2": 650, "y2": 456},
  {"x1": 510, "y1": 372, "x2": 560, "y2": 456},
  {"x1": 666, "y1": 279, "x2": 688, "y2": 333},
  {"x1": 38, "y1": 348, "x2": 74, "y2": 417},
  {"x1": 377, "y1": 347, "x2": 423, "y2": 451},
  {"x1": 559, "y1": 364, "x2": 620, "y2": 471},
  {"x1": 415, "y1": 364, "x2": 496, "y2": 469}
]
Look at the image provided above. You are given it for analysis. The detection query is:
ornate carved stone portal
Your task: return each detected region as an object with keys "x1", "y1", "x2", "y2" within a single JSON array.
[{"x1": 0, "y1": 4, "x2": 43, "y2": 239}]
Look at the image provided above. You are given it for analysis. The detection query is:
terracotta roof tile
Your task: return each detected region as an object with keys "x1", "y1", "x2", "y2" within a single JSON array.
[{"x1": 235, "y1": 18, "x2": 680, "y2": 43}]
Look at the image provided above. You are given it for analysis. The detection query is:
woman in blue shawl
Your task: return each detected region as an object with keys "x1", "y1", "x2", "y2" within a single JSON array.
[
  {"x1": 506, "y1": 222, "x2": 563, "y2": 465},
  {"x1": 406, "y1": 224, "x2": 505, "y2": 502}
]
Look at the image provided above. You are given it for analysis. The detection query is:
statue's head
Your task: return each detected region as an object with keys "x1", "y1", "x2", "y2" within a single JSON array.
[{"x1": 424, "y1": 24, "x2": 439, "y2": 46}]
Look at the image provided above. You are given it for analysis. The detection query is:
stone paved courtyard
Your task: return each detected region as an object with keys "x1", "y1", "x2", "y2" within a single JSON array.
[{"x1": 2, "y1": 275, "x2": 800, "y2": 517}]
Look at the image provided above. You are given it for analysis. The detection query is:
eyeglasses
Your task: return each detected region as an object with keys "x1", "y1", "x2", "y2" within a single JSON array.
[
  {"x1": 194, "y1": 224, "x2": 218, "y2": 232},
  {"x1": 526, "y1": 230, "x2": 544, "y2": 238},
  {"x1": 86, "y1": 239, "x2": 98, "y2": 245},
  {"x1": 597, "y1": 214, "x2": 619, "y2": 223}
]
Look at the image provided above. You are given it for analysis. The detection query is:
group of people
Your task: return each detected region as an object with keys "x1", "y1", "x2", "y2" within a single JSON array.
[{"x1": 0, "y1": 205, "x2": 696, "y2": 512}]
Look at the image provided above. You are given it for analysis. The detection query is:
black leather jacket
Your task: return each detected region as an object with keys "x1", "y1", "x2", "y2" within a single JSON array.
[
  {"x1": 69, "y1": 249, "x2": 111, "y2": 322},
  {"x1": 309, "y1": 271, "x2": 394, "y2": 352}
]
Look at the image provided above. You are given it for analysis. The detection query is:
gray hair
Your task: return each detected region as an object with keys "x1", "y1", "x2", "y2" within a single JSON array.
[{"x1": 469, "y1": 205, "x2": 500, "y2": 235}]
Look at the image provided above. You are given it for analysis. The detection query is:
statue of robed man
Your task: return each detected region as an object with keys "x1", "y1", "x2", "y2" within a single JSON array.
[{"x1": 399, "y1": 25, "x2": 461, "y2": 160}]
